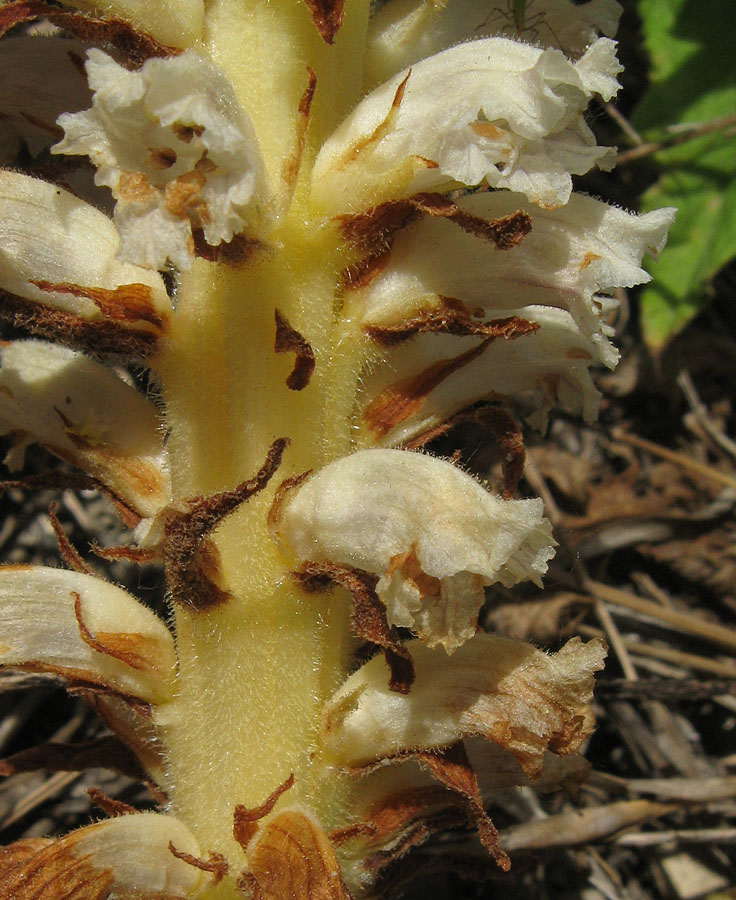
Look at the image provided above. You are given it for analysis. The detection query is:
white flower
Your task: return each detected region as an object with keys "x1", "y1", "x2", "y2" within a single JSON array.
[
  {"x1": 311, "y1": 37, "x2": 621, "y2": 213},
  {"x1": 356, "y1": 305, "x2": 605, "y2": 444},
  {"x1": 322, "y1": 633, "x2": 607, "y2": 773},
  {"x1": 53, "y1": 49, "x2": 272, "y2": 270},
  {"x1": 348, "y1": 191, "x2": 676, "y2": 369},
  {"x1": 273, "y1": 449, "x2": 554, "y2": 652},
  {"x1": 0, "y1": 171, "x2": 170, "y2": 347}
]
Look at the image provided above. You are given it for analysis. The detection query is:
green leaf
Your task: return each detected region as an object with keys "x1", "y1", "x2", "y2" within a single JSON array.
[{"x1": 632, "y1": 0, "x2": 736, "y2": 350}]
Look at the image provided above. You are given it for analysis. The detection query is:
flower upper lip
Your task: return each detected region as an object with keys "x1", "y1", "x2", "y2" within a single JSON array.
[{"x1": 311, "y1": 37, "x2": 622, "y2": 214}]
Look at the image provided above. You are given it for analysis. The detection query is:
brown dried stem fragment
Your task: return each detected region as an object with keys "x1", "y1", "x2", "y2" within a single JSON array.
[
  {"x1": 0, "y1": 0, "x2": 179, "y2": 68},
  {"x1": 0, "y1": 736, "x2": 146, "y2": 782},
  {"x1": 302, "y1": 0, "x2": 344, "y2": 44},
  {"x1": 274, "y1": 310, "x2": 315, "y2": 390},
  {"x1": 0, "y1": 470, "x2": 99, "y2": 495},
  {"x1": 164, "y1": 438, "x2": 289, "y2": 610},
  {"x1": 294, "y1": 562, "x2": 414, "y2": 693}
]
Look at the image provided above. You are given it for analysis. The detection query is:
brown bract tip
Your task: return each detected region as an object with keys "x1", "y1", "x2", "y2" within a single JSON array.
[
  {"x1": 90, "y1": 542, "x2": 161, "y2": 564},
  {"x1": 87, "y1": 787, "x2": 137, "y2": 817},
  {"x1": 410, "y1": 194, "x2": 531, "y2": 250},
  {"x1": 30, "y1": 280, "x2": 168, "y2": 335},
  {"x1": 192, "y1": 229, "x2": 263, "y2": 267},
  {"x1": 49, "y1": 501, "x2": 95, "y2": 576},
  {"x1": 165, "y1": 438, "x2": 289, "y2": 611},
  {"x1": 73, "y1": 591, "x2": 163, "y2": 674},
  {"x1": 274, "y1": 310, "x2": 315, "y2": 391},
  {"x1": 0, "y1": 290, "x2": 159, "y2": 360},
  {"x1": 335, "y1": 70, "x2": 410, "y2": 172},
  {"x1": 267, "y1": 470, "x2": 312, "y2": 533},
  {"x1": 363, "y1": 337, "x2": 494, "y2": 439},
  {"x1": 340, "y1": 196, "x2": 529, "y2": 291},
  {"x1": 416, "y1": 744, "x2": 510, "y2": 872},
  {"x1": 367, "y1": 302, "x2": 539, "y2": 346},
  {"x1": 302, "y1": 0, "x2": 344, "y2": 44},
  {"x1": 340, "y1": 201, "x2": 421, "y2": 255},
  {"x1": 295, "y1": 562, "x2": 414, "y2": 693},
  {"x1": 0, "y1": 0, "x2": 180, "y2": 68},
  {"x1": 233, "y1": 773, "x2": 295, "y2": 852},
  {"x1": 168, "y1": 843, "x2": 229, "y2": 883},
  {"x1": 328, "y1": 822, "x2": 378, "y2": 847},
  {"x1": 282, "y1": 67, "x2": 318, "y2": 192}
]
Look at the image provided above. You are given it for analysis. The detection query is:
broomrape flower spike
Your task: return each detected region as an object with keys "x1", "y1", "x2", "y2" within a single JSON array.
[{"x1": 0, "y1": 0, "x2": 674, "y2": 897}]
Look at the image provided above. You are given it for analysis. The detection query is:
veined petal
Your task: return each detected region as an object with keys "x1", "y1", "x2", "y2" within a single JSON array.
[
  {"x1": 364, "y1": 0, "x2": 622, "y2": 88},
  {"x1": 322, "y1": 633, "x2": 606, "y2": 773},
  {"x1": 56, "y1": 0, "x2": 205, "y2": 49},
  {"x1": 272, "y1": 449, "x2": 554, "y2": 652},
  {"x1": 357, "y1": 305, "x2": 604, "y2": 445},
  {"x1": 53, "y1": 49, "x2": 272, "y2": 270},
  {"x1": 0, "y1": 812, "x2": 212, "y2": 897},
  {"x1": 0, "y1": 566, "x2": 176, "y2": 704},
  {"x1": 0, "y1": 340, "x2": 171, "y2": 518},
  {"x1": 347, "y1": 191, "x2": 676, "y2": 368},
  {"x1": 312, "y1": 37, "x2": 621, "y2": 213},
  {"x1": 244, "y1": 809, "x2": 350, "y2": 900},
  {"x1": 0, "y1": 170, "x2": 171, "y2": 356}
]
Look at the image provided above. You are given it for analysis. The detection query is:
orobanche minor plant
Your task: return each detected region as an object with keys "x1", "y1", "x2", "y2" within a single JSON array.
[{"x1": 0, "y1": 0, "x2": 674, "y2": 896}]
